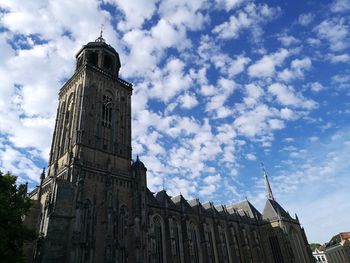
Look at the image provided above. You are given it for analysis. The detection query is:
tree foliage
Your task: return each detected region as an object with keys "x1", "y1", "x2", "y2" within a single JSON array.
[
  {"x1": 310, "y1": 243, "x2": 322, "y2": 251},
  {"x1": 0, "y1": 171, "x2": 36, "y2": 263}
]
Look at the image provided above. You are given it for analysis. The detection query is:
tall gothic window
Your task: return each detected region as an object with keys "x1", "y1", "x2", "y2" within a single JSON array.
[
  {"x1": 230, "y1": 227, "x2": 241, "y2": 259},
  {"x1": 81, "y1": 199, "x2": 92, "y2": 262},
  {"x1": 269, "y1": 236, "x2": 284, "y2": 263},
  {"x1": 119, "y1": 205, "x2": 128, "y2": 262},
  {"x1": 102, "y1": 94, "x2": 112, "y2": 128},
  {"x1": 204, "y1": 223, "x2": 216, "y2": 263},
  {"x1": 154, "y1": 216, "x2": 164, "y2": 263},
  {"x1": 218, "y1": 225, "x2": 229, "y2": 263},
  {"x1": 189, "y1": 223, "x2": 200, "y2": 263},
  {"x1": 289, "y1": 228, "x2": 305, "y2": 262},
  {"x1": 170, "y1": 218, "x2": 182, "y2": 263},
  {"x1": 60, "y1": 93, "x2": 74, "y2": 155}
]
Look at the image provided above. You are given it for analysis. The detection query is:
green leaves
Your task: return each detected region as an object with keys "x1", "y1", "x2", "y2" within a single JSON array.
[{"x1": 0, "y1": 171, "x2": 36, "y2": 263}]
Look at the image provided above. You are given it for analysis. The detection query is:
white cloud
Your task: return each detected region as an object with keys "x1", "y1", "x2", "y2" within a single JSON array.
[
  {"x1": 278, "y1": 57, "x2": 312, "y2": 82},
  {"x1": 268, "y1": 83, "x2": 317, "y2": 109},
  {"x1": 212, "y1": 3, "x2": 280, "y2": 41},
  {"x1": 158, "y1": 0, "x2": 208, "y2": 30},
  {"x1": 279, "y1": 108, "x2": 296, "y2": 120},
  {"x1": 328, "y1": 53, "x2": 350, "y2": 63},
  {"x1": 205, "y1": 78, "x2": 236, "y2": 118},
  {"x1": 204, "y1": 174, "x2": 221, "y2": 184},
  {"x1": 228, "y1": 55, "x2": 251, "y2": 76},
  {"x1": 309, "y1": 82, "x2": 324, "y2": 92},
  {"x1": 178, "y1": 93, "x2": 198, "y2": 109},
  {"x1": 306, "y1": 38, "x2": 321, "y2": 46},
  {"x1": 149, "y1": 58, "x2": 192, "y2": 102},
  {"x1": 331, "y1": 73, "x2": 350, "y2": 89},
  {"x1": 248, "y1": 49, "x2": 289, "y2": 78},
  {"x1": 107, "y1": 0, "x2": 159, "y2": 30},
  {"x1": 278, "y1": 35, "x2": 299, "y2": 47},
  {"x1": 233, "y1": 104, "x2": 277, "y2": 138},
  {"x1": 315, "y1": 18, "x2": 349, "y2": 51},
  {"x1": 246, "y1": 153, "x2": 256, "y2": 161},
  {"x1": 0, "y1": 142, "x2": 41, "y2": 183},
  {"x1": 331, "y1": 0, "x2": 350, "y2": 13},
  {"x1": 198, "y1": 184, "x2": 216, "y2": 196},
  {"x1": 243, "y1": 83, "x2": 264, "y2": 107},
  {"x1": 215, "y1": 0, "x2": 246, "y2": 11},
  {"x1": 298, "y1": 13, "x2": 314, "y2": 26}
]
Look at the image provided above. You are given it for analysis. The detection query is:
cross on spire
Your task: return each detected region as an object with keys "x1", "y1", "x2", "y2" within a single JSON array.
[{"x1": 261, "y1": 162, "x2": 275, "y2": 201}]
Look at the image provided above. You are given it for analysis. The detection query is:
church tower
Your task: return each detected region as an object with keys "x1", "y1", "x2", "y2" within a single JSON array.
[
  {"x1": 29, "y1": 34, "x2": 146, "y2": 263},
  {"x1": 47, "y1": 33, "x2": 132, "y2": 179}
]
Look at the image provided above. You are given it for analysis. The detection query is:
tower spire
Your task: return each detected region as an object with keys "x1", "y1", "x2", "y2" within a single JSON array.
[{"x1": 261, "y1": 162, "x2": 275, "y2": 201}]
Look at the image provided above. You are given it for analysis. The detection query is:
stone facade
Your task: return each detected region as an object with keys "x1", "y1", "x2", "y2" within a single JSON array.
[{"x1": 26, "y1": 37, "x2": 314, "y2": 263}]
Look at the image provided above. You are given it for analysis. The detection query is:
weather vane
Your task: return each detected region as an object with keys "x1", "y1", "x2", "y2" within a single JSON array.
[
  {"x1": 100, "y1": 23, "x2": 104, "y2": 38},
  {"x1": 96, "y1": 24, "x2": 105, "y2": 42}
]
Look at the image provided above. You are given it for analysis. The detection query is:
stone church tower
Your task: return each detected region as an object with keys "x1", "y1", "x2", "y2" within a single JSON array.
[
  {"x1": 27, "y1": 35, "x2": 147, "y2": 262},
  {"x1": 26, "y1": 36, "x2": 314, "y2": 263}
]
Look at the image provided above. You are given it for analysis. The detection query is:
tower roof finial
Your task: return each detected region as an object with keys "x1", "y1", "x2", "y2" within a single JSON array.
[
  {"x1": 96, "y1": 24, "x2": 105, "y2": 43},
  {"x1": 261, "y1": 162, "x2": 275, "y2": 201}
]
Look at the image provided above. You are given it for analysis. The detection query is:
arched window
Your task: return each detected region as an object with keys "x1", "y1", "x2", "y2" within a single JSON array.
[
  {"x1": 218, "y1": 225, "x2": 229, "y2": 263},
  {"x1": 269, "y1": 235, "x2": 284, "y2": 263},
  {"x1": 103, "y1": 55, "x2": 112, "y2": 70},
  {"x1": 81, "y1": 199, "x2": 92, "y2": 262},
  {"x1": 119, "y1": 205, "x2": 128, "y2": 262},
  {"x1": 290, "y1": 227, "x2": 307, "y2": 263},
  {"x1": 88, "y1": 52, "x2": 98, "y2": 66},
  {"x1": 101, "y1": 93, "x2": 113, "y2": 151},
  {"x1": 170, "y1": 218, "x2": 182, "y2": 263},
  {"x1": 60, "y1": 93, "x2": 74, "y2": 155},
  {"x1": 102, "y1": 94, "x2": 112, "y2": 128},
  {"x1": 230, "y1": 226, "x2": 241, "y2": 259},
  {"x1": 189, "y1": 223, "x2": 200, "y2": 263},
  {"x1": 154, "y1": 216, "x2": 164, "y2": 263},
  {"x1": 204, "y1": 223, "x2": 216, "y2": 263}
]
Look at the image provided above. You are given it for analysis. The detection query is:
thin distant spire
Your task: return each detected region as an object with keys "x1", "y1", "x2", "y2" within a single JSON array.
[{"x1": 261, "y1": 162, "x2": 275, "y2": 201}]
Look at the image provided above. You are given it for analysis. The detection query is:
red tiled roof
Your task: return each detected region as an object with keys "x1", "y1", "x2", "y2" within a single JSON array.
[{"x1": 341, "y1": 232, "x2": 350, "y2": 240}]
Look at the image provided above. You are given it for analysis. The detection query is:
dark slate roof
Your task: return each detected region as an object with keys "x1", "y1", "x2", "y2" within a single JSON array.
[
  {"x1": 146, "y1": 188, "x2": 159, "y2": 206},
  {"x1": 76, "y1": 38, "x2": 119, "y2": 58},
  {"x1": 325, "y1": 232, "x2": 350, "y2": 248},
  {"x1": 227, "y1": 200, "x2": 262, "y2": 220},
  {"x1": 171, "y1": 195, "x2": 193, "y2": 213},
  {"x1": 131, "y1": 156, "x2": 146, "y2": 170},
  {"x1": 155, "y1": 190, "x2": 178, "y2": 210},
  {"x1": 262, "y1": 199, "x2": 292, "y2": 221},
  {"x1": 188, "y1": 199, "x2": 209, "y2": 215}
]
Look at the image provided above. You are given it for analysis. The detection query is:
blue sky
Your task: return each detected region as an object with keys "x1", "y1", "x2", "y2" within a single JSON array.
[{"x1": 0, "y1": 0, "x2": 350, "y2": 244}]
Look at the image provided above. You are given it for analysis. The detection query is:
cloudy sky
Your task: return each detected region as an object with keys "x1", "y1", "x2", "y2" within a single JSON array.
[{"x1": 1, "y1": 0, "x2": 350, "y2": 243}]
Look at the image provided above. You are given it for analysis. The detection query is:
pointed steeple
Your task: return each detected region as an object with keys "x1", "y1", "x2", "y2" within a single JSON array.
[
  {"x1": 261, "y1": 162, "x2": 275, "y2": 201},
  {"x1": 40, "y1": 168, "x2": 45, "y2": 181}
]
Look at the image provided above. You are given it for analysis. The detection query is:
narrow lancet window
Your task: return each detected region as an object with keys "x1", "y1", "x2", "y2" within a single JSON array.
[
  {"x1": 154, "y1": 216, "x2": 164, "y2": 263},
  {"x1": 119, "y1": 206, "x2": 128, "y2": 262},
  {"x1": 102, "y1": 95, "x2": 112, "y2": 128}
]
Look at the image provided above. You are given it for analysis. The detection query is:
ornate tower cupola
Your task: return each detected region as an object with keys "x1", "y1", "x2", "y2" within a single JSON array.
[{"x1": 75, "y1": 32, "x2": 121, "y2": 76}]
